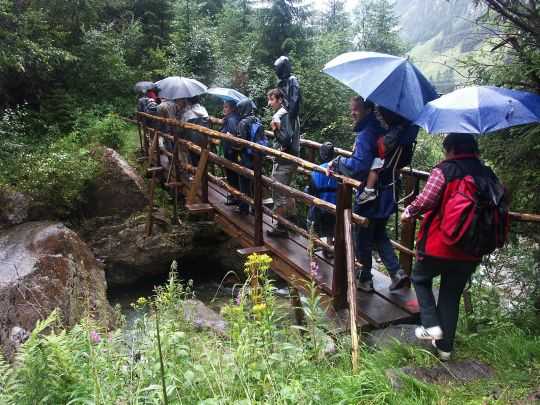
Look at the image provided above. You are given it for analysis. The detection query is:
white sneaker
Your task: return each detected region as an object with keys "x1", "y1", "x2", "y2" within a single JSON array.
[
  {"x1": 432, "y1": 340, "x2": 452, "y2": 361},
  {"x1": 415, "y1": 325, "x2": 443, "y2": 340}
]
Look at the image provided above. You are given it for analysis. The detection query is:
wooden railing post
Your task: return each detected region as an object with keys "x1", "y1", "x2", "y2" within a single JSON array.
[
  {"x1": 187, "y1": 138, "x2": 209, "y2": 205},
  {"x1": 344, "y1": 207, "x2": 359, "y2": 371},
  {"x1": 136, "y1": 115, "x2": 143, "y2": 152},
  {"x1": 399, "y1": 174, "x2": 418, "y2": 275},
  {"x1": 253, "y1": 153, "x2": 264, "y2": 246},
  {"x1": 333, "y1": 182, "x2": 353, "y2": 310}
]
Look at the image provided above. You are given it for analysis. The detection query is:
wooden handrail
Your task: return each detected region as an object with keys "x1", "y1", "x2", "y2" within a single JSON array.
[
  {"x1": 136, "y1": 114, "x2": 540, "y2": 224},
  {"x1": 138, "y1": 112, "x2": 363, "y2": 188},
  {"x1": 170, "y1": 134, "x2": 369, "y2": 226}
]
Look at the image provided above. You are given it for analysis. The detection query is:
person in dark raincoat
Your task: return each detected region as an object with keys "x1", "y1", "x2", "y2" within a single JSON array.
[
  {"x1": 220, "y1": 100, "x2": 241, "y2": 205},
  {"x1": 273, "y1": 56, "x2": 301, "y2": 134},
  {"x1": 329, "y1": 96, "x2": 410, "y2": 292},
  {"x1": 234, "y1": 98, "x2": 261, "y2": 215}
]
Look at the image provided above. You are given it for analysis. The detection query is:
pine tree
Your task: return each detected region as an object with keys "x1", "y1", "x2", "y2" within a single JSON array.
[
  {"x1": 322, "y1": 0, "x2": 348, "y2": 33},
  {"x1": 352, "y1": 0, "x2": 404, "y2": 55},
  {"x1": 257, "y1": 0, "x2": 311, "y2": 64}
]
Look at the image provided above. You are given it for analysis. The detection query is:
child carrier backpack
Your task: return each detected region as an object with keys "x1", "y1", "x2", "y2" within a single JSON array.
[
  {"x1": 245, "y1": 120, "x2": 269, "y2": 156},
  {"x1": 382, "y1": 125, "x2": 416, "y2": 172},
  {"x1": 440, "y1": 161, "x2": 510, "y2": 257}
]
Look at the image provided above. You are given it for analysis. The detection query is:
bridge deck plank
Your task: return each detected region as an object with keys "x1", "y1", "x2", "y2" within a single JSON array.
[{"x1": 206, "y1": 183, "x2": 415, "y2": 327}]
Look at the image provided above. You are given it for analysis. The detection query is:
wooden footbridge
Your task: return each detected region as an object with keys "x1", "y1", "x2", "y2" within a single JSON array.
[{"x1": 132, "y1": 112, "x2": 540, "y2": 330}]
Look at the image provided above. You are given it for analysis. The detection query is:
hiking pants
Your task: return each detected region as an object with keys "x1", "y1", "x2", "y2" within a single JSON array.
[
  {"x1": 224, "y1": 148, "x2": 240, "y2": 193},
  {"x1": 356, "y1": 218, "x2": 400, "y2": 281},
  {"x1": 412, "y1": 257, "x2": 477, "y2": 352}
]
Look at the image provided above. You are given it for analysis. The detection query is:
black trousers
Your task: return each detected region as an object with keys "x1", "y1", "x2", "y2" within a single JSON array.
[
  {"x1": 412, "y1": 256, "x2": 477, "y2": 352},
  {"x1": 224, "y1": 148, "x2": 240, "y2": 193}
]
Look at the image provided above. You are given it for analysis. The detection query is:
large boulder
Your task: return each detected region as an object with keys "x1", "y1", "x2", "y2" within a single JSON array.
[
  {"x1": 81, "y1": 215, "x2": 244, "y2": 287},
  {"x1": 82, "y1": 214, "x2": 195, "y2": 286},
  {"x1": 86, "y1": 147, "x2": 148, "y2": 219},
  {"x1": 0, "y1": 222, "x2": 114, "y2": 359}
]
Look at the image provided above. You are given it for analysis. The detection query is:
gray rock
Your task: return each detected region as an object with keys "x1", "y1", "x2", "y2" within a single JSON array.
[
  {"x1": 81, "y1": 214, "x2": 195, "y2": 287},
  {"x1": 386, "y1": 360, "x2": 495, "y2": 390},
  {"x1": 9, "y1": 327, "x2": 29, "y2": 348},
  {"x1": 0, "y1": 222, "x2": 114, "y2": 359},
  {"x1": 86, "y1": 147, "x2": 148, "y2": 219},
  {"x1": 81, "y1": 213, "x2": 243, "y2": 287},
  {"x1": 181, "y1": 299, "x2": 227, "y2": 336},
  {"x1": 0, "y1": 186, "x2": 30, "y2": 229}
]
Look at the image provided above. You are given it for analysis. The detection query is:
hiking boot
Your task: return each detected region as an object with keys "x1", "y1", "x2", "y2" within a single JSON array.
[
  {"x1": 358, "y1": 188, "x2": 377, "y2": 205},
  {"x1": 322, "y1": 250, "x2": 334, "y2": 260},
  {"x1": 415, "y1": 325, "x2": 443, "y2": 341},
  {"x1": 266, "y1": 225, "x2": 288, "y2": 238},
  {"x1": 389, "y1": 269, "x2": 410, "y2": 291},
  {"x1": 432, "y1": 340, "x2": 452, "y2": 361},
  {"x1": 225, "y1": 195, "x2": 239, "y2": 206},
  {"x1": 233, "y1": 206, "x2": 248, "y2": 215},
  {"x1": 357, "y1": 279, "x2": 374, "y2": 293}
]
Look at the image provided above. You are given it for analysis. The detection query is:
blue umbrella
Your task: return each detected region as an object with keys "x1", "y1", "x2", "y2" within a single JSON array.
[
  {"x1": 415, "y1": 86, "x2": 540, "y2": 134},
  {"x1": 207, "y1": 87, "x2": 248, "y2": 102},
  {"x1": 155, "y1": 76, "x2": 207, "y2": 100},
  {"x1": 322, "y1": 51, "x2": 439, "y2": 121}
]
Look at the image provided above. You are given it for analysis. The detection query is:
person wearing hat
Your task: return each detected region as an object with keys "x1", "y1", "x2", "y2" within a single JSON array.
[{"x1": 305, "y1": 142, "x2": 338, "y2": 259}]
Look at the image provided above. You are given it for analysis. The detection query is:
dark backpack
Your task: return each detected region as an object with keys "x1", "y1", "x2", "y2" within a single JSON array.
[
  {"x1": 245, "y1": 120, "x2": 269, "y2": 156},
  {"x1": 382, "y1": 125, "x2": 417, "y2": 172},
  {"x1": 440, "y1": 162, "x2": 510, "y2": 257}
]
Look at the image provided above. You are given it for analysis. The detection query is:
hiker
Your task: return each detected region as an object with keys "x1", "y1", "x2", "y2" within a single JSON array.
[
  {"x1": 401, "y1": 133, "x2": 509, "y2": 361},
  {"x1": 180, "y1": 96, "x2": 210, "y2": 167},
  {"x1": 155, "y1": 96, "x2": 182, "y2": 169},
  {"x1": 137, "y1": 88, "x2": 159, "y2": 114},
  {"x1": 233, "y1": 98, "x2": 265, "y2": 215},
  {"x1": 358, "y1": 106, "x2": 418, "y2": 204},
  {"x1": 220, "y1": 100, "x2": 241, "y2": 206},
  {"x1": 266, "y1": 88, "x2": 300, "y2": 237},
  {"x1": 305, "y1": 142, "x2": 337, "y2": 259},
  {"x1": 329, "y1": 96, "x2": 410, "y2": 292},
  {"x1": 273, "y1": 56, "x2": 301, "y2": 134}
]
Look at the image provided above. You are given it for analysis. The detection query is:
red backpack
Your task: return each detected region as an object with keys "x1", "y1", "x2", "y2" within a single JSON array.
[{"x1": 439, "y1": 160, "x2": 510, "y2": 257}]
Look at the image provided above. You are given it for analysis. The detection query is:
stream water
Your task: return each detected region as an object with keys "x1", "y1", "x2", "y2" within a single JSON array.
[{"x1": 107, "y1": 269, "x2": 293, "y2": 328}]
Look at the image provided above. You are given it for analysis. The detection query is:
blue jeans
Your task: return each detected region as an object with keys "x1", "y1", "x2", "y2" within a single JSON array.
[{"x1": 356, "y1": 218, "x2": 400, "y2": 281}]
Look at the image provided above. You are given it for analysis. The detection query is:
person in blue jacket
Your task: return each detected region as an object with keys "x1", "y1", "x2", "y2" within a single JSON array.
[
  {"x1": 221, "y1": 100, "x2": 241, "y2": 205},
  {"x1": 329, "y1": 96, "x2": 410, "y2": 292},
  {"x1": 306, "y1": 142, "x2": 337, "y2": 259}
]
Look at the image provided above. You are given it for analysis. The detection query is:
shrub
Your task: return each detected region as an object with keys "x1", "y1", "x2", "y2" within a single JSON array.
[
  {"x1": 84, "y1": 112, "x2": 129, "y2": 151},
  {"x1": 14, "y1": 140, "x2": 100, "y2": 218}
]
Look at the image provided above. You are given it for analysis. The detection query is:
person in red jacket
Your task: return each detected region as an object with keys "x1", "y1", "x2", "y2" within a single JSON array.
[{"x1": 401, "y1": 133, "x2": 490, "y2": 360}]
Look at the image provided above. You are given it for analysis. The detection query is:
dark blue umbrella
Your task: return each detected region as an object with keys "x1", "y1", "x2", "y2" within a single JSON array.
[
  {"x1": 322, "y1": 51, "x2": 439, "y2": 121},
  {"x1": 415, "y1": 86, "x2": 540, "y2": 134},
  {"x1": 207, "y1": 87, "x2": 248, "y2": 102}
]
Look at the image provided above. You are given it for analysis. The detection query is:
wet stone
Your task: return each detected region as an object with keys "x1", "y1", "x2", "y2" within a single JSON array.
[
  {"x1": 386, "y1": 360, "x2": 495, "y2": 390},
  {"x1": 181, "y1": 299, "x2": 228, "y2": 337}
]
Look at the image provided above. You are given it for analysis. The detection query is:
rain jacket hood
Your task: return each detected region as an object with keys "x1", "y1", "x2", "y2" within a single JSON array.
[
  {"x1": 274, "y1": 56, "x2": 292, "y2": 80},
  {"x1": 237, "y1": 98, "x2": 255, "y2": 118}
]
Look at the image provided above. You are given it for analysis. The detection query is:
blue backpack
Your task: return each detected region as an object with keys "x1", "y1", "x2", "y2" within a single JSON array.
[{"x1": 245, "y1": 120, "x2": 269, "y2": 156}]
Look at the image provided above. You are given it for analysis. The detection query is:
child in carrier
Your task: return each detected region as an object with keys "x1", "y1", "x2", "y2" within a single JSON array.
[{"x1": 358, "y1": 107, "x2": 416, "y2": 205}]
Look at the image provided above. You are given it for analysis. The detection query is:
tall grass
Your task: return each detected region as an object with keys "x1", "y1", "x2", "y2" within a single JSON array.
[{"x1": 1, "y1": 255, "x2": 538, "y2": 404}]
